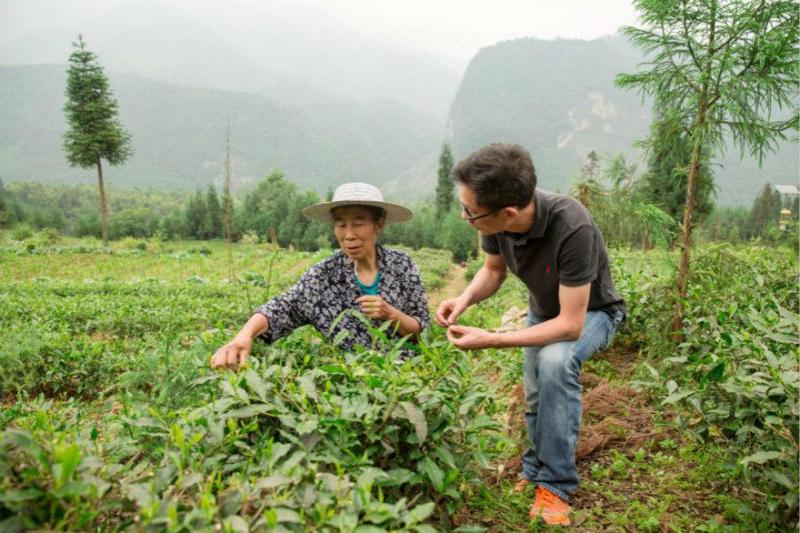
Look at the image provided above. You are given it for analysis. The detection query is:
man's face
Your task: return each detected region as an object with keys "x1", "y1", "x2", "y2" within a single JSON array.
[{"x1": 457, "y1": 183, "x2": 506, "y2": 235}]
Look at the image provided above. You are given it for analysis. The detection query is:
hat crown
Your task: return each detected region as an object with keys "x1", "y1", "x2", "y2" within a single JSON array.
[{"x1": 332, "y1": 182, "x2": 384, "y2": 203}]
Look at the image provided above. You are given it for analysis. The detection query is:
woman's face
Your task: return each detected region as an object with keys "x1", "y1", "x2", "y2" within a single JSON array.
[{"x1": 332, "y1": 206, "x2": 384, "y2": 262}]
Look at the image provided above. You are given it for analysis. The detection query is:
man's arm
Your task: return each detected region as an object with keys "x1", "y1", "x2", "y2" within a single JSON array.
[
  {"x1": 492, "y1": 283, "x2": 590, "y2": 347},
  {"x1": 435, "y1": 253, "x2": 507, "y2": 326},
  {"x1": 446, "y1": 283, "x2": 591, "y2": 350}
]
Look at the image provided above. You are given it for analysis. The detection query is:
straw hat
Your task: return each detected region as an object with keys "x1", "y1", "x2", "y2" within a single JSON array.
[{"x1": 302, "y1": 182, "x2": 413, "y2": 224}]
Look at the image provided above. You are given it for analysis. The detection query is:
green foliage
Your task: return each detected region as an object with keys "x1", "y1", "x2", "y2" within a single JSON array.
[
  {"x1": 237, "y1": 171, "x2": 329, "y2": 250},
  {"x1": 435, "y1": 143, "x2": 455, "y2": 221},
  {"x1": 744, "y1": 183, "x2": 784, "y2": 241},
  {"x1": 574, "y1": 153, "x2": 677, "y2": 249},
  {"x1": 205, "y1": 185, "x2": 224, "y2": 240},
  {"x1": 628, "y1": 244, "x2": 799, "y2": 522},
  {"x1": 639, "y1": 114, "x2": 714, "y2": 224},
  {"x1": 0, "y1": 242, "x2": 499, "y2": 530},
  {"x1": 62, "y1": 35, "x2": 132, "y2": 169}
]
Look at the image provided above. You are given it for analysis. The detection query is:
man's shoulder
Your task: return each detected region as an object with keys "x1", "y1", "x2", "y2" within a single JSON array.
[{"x1": 541, "y1": 190, "x2": 593, "y2": 229}]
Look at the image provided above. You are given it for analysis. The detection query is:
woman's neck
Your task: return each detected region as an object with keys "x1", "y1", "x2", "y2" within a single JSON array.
[
  {"x1": 354, "y1": 255, "x2": 378, "y2": 273},
  {"x1": 354, "y1": 254, "x2": 379, "y2": 284}
]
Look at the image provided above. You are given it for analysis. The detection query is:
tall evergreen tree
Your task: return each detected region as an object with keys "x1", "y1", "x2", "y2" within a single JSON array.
[
  {"x1": 63, "y1": 35, "x2": 132, "y2": 249},
  {"x1": 435, "y1": 143, "x2": 454, "y2": 220},
  {"x1": 745, "y1": 183, "x2": 782, "y2": 239},
  {"x1": 205, "y1": 185, "x2": 223, "y2": 239},
  {"x1": 640, "y1": 115, "x2": 714, "y2": 224},
  {"x1": 617, "y1": 0, "x2": 799, "y2": 335},
  {"x1": 184, "y1": 190, "x2": 207, "y2": 239}
]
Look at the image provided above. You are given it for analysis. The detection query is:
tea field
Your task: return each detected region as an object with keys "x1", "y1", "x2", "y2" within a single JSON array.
[{"x1": 1, "y1": 236, "x2": 797, "y2": 531}]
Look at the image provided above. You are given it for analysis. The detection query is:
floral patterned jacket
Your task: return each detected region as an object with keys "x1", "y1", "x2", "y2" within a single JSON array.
[{"x1": 255, "y1": 245, "x2": 429, "y2": 351}]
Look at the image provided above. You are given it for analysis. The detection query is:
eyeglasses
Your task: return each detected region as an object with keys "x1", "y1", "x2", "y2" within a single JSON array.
[{"x1": 461, "y1": 203, "x2": 498, "y2": 222}]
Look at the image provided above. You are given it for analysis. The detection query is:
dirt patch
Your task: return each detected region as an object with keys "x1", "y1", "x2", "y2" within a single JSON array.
[
  {"x1": 487, "y1": 371, "x2": 667, "y2": 484},
  {"x1": 428, "y1": 264, "x2": 468, "y2": 311}
]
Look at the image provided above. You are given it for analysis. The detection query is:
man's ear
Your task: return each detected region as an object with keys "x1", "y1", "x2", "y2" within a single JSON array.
[{"x1": 501, "y1": 206, "x2": 519, "y2": 220}]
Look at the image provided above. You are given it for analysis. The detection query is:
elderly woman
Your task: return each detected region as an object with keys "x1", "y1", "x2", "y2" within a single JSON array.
[{"x1": 211, "y1": 182, "x2": 429, "y2": 369}]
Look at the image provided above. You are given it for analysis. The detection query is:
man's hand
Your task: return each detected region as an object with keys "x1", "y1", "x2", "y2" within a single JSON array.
[
  {"x1": 446, "y1": 324, "x2": 497, "y2": 350},
  {"x1": 210, "y1": 335, "x2": 252, "y2": 370},
  {"x1": 435, "y1": 296, "x2": 469, "y2": 327},
  {"x1": 356, "y1": 295, "x2": 396, "y2": 321}
]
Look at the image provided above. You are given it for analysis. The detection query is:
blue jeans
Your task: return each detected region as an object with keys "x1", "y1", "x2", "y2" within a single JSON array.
[{"x1": 521, "y1": 309, "x2": 624, "y2": 501}]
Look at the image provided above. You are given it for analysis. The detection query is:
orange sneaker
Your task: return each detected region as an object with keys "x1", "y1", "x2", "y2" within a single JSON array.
[
  {"x1": 513, "y1": 478, "x2": 530, "y2": 493},
  {"x1": 529, "y1": 485, "x2": 571, "y2": 526}
]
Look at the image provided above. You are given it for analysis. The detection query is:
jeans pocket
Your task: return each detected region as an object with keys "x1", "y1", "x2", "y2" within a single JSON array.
[{"x1": 602, "y1": 310, "x2": 624, "y2": 350}]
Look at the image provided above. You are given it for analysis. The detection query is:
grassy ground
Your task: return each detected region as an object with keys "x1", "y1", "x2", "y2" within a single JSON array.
[
  {"x1": 0, "y1": 236, "x2": 794, "y2": 531},
  {"x1": 440, "y1": 268, "x2": 785, "y2": 531}
]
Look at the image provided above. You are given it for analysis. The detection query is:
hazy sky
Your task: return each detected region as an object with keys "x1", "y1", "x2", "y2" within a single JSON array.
[
  {"x1": 1, "y1": 0, "x2": 640, "y2": 66},
  {"x1": 326, "y1": 0, "x2": 640, "y2": 62}
]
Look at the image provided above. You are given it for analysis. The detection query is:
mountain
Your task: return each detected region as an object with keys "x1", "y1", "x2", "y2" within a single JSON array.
[
  {"x1": 0, "y1": 64, "x2": 441, "y2": 192},
  {"x1": 0, "y1": 0, "x2": 460, "y2": 122},
  {"x1": 448, "y1": 36, "x2": 798, "y2": 205}
]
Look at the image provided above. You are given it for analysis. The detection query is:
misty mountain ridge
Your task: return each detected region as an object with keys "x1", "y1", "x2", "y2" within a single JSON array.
[
  {"x1": 0, "y1": 64, "x2": 441, "y2": 195},
  {"x1": 0, "y1": 17, "x2": 795, "y2": 205},
  {"x1": 448, "y1": 36, "x2": 798, "y2": 205}
]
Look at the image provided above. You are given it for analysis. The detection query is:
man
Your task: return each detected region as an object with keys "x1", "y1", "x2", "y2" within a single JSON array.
[{"x1": 435, "y1": 143, "x2": 625, "y2": 526}]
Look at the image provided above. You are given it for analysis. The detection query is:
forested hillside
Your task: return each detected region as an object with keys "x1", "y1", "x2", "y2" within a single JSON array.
[{"x1": 0, "y1": 65, "x2": 440, "y2": 192}]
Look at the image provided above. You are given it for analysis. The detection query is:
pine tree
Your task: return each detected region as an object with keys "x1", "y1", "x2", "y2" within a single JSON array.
[
  {"x1": 617, "y1": 0, "x2": 799, "y2": 335},
  {"x1": 435, "y1": 143, "x2": 454, "y2": 221},
  {"x1": 205, "y1": 185, "x2": 223, "y2": 239},
  {"x1": 746, "y1": 184, "x2": 785, "y2": 240},
  {"x1": 63, "y1": 35, "x2": 132, "y2": 249},
  {"x1": 184, "y1": 190, "x2": 208, "y2": 239},
  {"x1": 640, "y1": 115, "x2": 714, "y2": 224}
]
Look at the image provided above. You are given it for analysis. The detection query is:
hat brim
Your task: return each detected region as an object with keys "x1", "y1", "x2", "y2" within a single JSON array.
[{"x1": 302, "y1": 200, "x2": 413, "y2": 224}]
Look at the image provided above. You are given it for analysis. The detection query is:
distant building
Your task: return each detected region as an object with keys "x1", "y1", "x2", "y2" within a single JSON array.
[{"x1": 774, "y1": 184, "x2": 799, "y2": 197}]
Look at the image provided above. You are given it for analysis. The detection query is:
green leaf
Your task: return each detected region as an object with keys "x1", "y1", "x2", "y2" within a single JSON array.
[
  {"x1": 52, "y1": 480, "x2": 91, "y2": 499},
  {"x1": 399, "y1": 401, "x2": 428, "y2": 444},
  {"x1": 226, "y1": 403, "x2": 275, "y2": 419},
  {"x1": 295, "y1": 418, "x2": 318, "y2": 435},
  {"x1": 53, "y1": 443, "x2": 82, "y2": 483},
  {"x1": 275, "y1": 507, "x2": 302, "y2": 523},
  {"x1": 224, "y1": 515, "x2": 249, "y2": 533},
  {"x1": 418, "y1": 458, "x2": 444, "y2": 492},
  {"x1": 321, "y1": 365, "x2": 348, "y2": 375},
  {"x1": 662, "y1": 390, "x2": 694, "y2": 405},
  {"x1": 0, "y1": 488, "x2": 45, "y2": 503},
  {"x1": 740, "y1": 450, "x2": 783, "y2": 466},
  {"x1": 706, "y1": 361, "x2": 725, "y2": 382},
  {"x1": 255, "y1": 475, "x2": 292, "y2": 490},
  {"x1": 245, "y1": 369, "x2": 269, "y2": 401},
  {"x1": 124, "y1": 483, "x2": 154, "y2": 508},
  {"x1": 406, "y1": 502, "x2": 435, "y2": 525},
  {"x1": 297, "y1": 374, "x2": 318, "y2": 401},
  {"x1": 766, "y1": 469, "x2": 793, "y2": 489}
]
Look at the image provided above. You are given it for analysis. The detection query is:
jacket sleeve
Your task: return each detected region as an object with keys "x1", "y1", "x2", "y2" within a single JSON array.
[{"x1": 254, "y1": 267, "x2": 315, "y2": 343}]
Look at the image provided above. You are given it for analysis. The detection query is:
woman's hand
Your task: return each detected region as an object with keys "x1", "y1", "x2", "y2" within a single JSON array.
[
  {"x1": 356, "y1": 295, "x2": 396, "y2": 321},
  {"x1": 210, "y1": 335, "x2": 253, "y2": 370}
]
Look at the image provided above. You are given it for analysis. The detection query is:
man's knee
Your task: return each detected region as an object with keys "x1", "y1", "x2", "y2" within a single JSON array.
[{"x1": 537, "y1": 342, "x2": 579, "y2": 380}]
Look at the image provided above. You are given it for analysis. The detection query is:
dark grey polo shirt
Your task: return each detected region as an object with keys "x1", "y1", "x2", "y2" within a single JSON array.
[{"x1": 482, "y1": 189, "x2": 626, "y2": 320}]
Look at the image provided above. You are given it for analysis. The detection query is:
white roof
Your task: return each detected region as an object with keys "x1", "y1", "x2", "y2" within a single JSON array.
[{"x1": 774, "y1": 184, "x2": 800, "y2": 195}]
